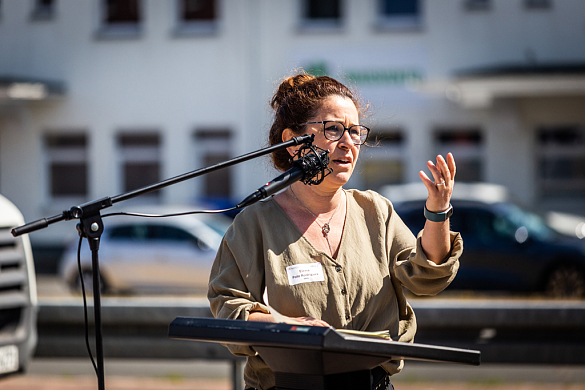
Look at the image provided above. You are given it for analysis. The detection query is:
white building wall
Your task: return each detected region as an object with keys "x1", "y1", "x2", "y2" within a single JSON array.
[
  {"x1": 0, "y1": 0, "x2": 263, "y2": 243},
  {"x1": 428, "y1": 0, "x2": 585, "y2": 73},
  {"x1": 1, "y1": 0, "x2": 585, "y2": 249},
  {"x1": 484, "y1": 101, "x2": 533, "y2": 205}
]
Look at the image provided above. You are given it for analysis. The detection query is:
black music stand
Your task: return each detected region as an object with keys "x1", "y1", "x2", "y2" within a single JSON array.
[{"x1": 169, "y1": 317, "x2": 481, "y2": 390}]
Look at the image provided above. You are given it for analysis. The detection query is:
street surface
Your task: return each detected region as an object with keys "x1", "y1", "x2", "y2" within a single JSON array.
[{"x1": 3, "y1": 359, "x2": 585, "y2": 390}]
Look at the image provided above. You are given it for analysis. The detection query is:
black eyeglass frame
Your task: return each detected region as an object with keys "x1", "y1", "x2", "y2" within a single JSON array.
[{"x1": 299, "y1": 121, "x2": 370, "y2": 145}]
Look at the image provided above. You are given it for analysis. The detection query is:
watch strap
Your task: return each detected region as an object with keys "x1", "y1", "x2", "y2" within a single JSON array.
[{"x1": 424, "y1": 203, "x2": 453, "y2": 222}]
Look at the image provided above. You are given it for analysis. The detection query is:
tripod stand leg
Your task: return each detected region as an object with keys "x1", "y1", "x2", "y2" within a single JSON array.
[
  {"x1": 89, "y1": 237, "x2": 105, "y2": 390},
  {"x1": 232, "y1": 359, "x2": 245, "y2": 390}
]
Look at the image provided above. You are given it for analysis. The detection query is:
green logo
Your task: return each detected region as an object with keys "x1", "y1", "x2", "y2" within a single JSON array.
[
  {"x1": 345, "y1": 68, "x2": 424, "y2": 86},
  {"x1": 304, "y1": 61, "x2": 424, "y2": 86}
]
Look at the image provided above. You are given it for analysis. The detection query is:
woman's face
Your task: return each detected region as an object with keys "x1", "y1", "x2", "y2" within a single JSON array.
[{"x1": 285, "y1": 95, "x2": 361, "y2": 191}]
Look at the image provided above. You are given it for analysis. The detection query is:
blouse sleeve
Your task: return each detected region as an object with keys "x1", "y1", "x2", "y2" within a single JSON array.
[
  {"x1": 386, "y1": 200, "x2": 463, "y2": 296},
  {"x1": 207, "y1": 211, "x2": 271, "y2": 357}
]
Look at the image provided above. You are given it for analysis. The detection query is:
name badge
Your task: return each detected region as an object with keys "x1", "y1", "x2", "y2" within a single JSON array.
[{"x1": 286, "y1": 263, "x2": 325, "y2": 286}]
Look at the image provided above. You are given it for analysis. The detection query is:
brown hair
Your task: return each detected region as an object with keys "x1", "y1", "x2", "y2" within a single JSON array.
[{"x1": 269, "y1": 70, "x2": 362, "y2": 171}]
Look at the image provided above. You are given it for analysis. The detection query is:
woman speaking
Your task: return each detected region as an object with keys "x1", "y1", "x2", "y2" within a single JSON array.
[{"x1": 208, "y1": 71, "x2": 462, "y2": 390}]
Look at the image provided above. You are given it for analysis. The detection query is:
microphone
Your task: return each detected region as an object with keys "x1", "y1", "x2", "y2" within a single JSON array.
[{"x1": 237, "y1": 146, "x2": 330, "y2": 209}]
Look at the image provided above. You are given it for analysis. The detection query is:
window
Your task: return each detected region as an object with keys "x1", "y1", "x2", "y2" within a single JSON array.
[
  {"x1": 377, "y1": 0, "x2": 421, "y2": 30},
  {"x1": 435, "y1": 129, "x2": 483, "y2": 182},
  {"x1": 300, "y1": 0, "x2": 342, "y2": 31},
  {"x1": 45, "y1": 134, "x2": 88, "y2": 198},
  {"x1": 118, "y1": 133, "x2": 161, "y2": 198},
  {"x1": 525, "y1": 0, "x2": 551, "y2": 9},
  {"x1": 105, "y1": 0, "x2": 139, "y2": 23},
  {"x1": 98, "y1": 0, "x2": 142, "y2": 38},
  {"x1": 464, "y1": 0, "x2": 491, "y2": 11},
  {"x1": 360, "y1": 129, "x2": 405, "y2": 190},
  {"x1": 31, "y1": 0, "x2": 55, "y2": 20},
  {"x1": 181, "y1": 0, "x2": 215, "y2": 21},
  {"x1": 306, "y1": 0, "x2": 340, "y2": 20},
  {"x1": 194, "y1": 130, "x2": 232, "y2": 203},
  {"x1": 537, "y1": 126, "x2": 585, "y2": 197},
  {"x1": 174, "y1": 0, "x2": 218, "y2": 36}
]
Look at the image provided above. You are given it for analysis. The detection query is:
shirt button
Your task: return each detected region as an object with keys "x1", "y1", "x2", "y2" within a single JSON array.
[
  {"x1": 341, "y1": 288, "x2": 347, "y2": 295},
  {"x1": 335, "y1": 266, "x2": 341, "y2": 272}
]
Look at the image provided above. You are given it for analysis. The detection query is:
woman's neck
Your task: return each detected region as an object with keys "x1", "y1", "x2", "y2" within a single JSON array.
[{"x1": 287, "y1": 182, "x2": 344, "y2": 215}]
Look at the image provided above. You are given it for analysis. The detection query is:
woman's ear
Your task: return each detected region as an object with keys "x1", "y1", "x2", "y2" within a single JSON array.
[{"x1": 282, "y1": 128, "x2": 300, "y2": 157}]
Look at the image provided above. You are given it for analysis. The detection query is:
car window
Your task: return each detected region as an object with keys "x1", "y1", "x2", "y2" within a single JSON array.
[
  {"x1": 148, "y1": 225, "x2": 192, "y2": 242},
  {"x1": 493, "y1": 213, "x2": 519, "y2": 240},
  {"x1": 458, "y1": 208, "x2": 502, "y2": 244},
  {"x1": 147, "y1": 224, "x2": 211, "y2": 250},
  {"x1": 395, "y1": 200, "x2": 557, "y2": 246},
  {"x1": 396, "y1": 205, "x2": 466, "y2": 236},
  {"x1": 108, "y1": 224, "x2": 148, "y2": 240},
  {"x1": 464, "y1": 208, "x2": 525, "y2": 244},
  {"x1": 396, "y1": 204, "x2": 470, "y2": 238},
  {"x1": 494, "y1": 203, "x2": 556, "y2": 242}
]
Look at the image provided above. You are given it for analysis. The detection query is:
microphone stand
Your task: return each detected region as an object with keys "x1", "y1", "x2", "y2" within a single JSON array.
[{"x1": 11, "y1": 134, "x2": 314, "y2": 390}]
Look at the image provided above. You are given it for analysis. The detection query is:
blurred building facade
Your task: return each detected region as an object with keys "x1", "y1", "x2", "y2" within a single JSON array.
[{"x1": 1, "y1": 0, "x2": 585, "y2": 253}]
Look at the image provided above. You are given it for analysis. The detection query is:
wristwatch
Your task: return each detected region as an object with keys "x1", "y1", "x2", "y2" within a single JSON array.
[{"x1": 424, "y1": 203, "x2": 453, "y2": 222}]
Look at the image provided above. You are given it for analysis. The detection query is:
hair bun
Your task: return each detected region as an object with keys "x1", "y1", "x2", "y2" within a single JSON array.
[{"x1": 270, "y1": 73, "x2": 315, "y2": 110}]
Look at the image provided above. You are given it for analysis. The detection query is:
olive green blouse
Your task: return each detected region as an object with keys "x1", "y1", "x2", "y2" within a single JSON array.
[{"x1": 208, "y1": 189, "x2": 462, "y2": 390}]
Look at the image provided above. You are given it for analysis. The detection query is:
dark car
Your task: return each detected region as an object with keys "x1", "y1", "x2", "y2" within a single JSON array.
[{"x1": 392, "y1": 198, "x2": 585, "y2": 298}]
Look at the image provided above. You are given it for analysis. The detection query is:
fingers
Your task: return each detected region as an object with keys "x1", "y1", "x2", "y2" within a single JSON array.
[
  {"x1": 424, "y1": 154, "x2": 455, "y2": 185},
  {"x1": 432, "y1": 154, "x2": 455, "y2": 183},
  {"x1": 309, "y1": 318, "x2": 330, "y2": 327},
  {"x1": 426, "y1": 159, "x2": 444, "y2": 184},
  {"x1": 437, "y1": 155, "x2": 451, "y2": 183},
  {"x1": 420, "y1": 153, "x2": 456, "y2": 212},
  {"x1": 418, "y1": 170, "x2": 435, "y2": 192},
  {"x1": 447, "y1": 152, "x2": 456, "y2": 180},
  {"x1": 297, "y1": 317, "x2": 330, "y2": 327}
]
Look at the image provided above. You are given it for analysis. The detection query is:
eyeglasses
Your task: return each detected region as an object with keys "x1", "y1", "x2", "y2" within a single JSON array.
[{"x1": 300, "y1": 121, "x2": 370, "y2": 145}]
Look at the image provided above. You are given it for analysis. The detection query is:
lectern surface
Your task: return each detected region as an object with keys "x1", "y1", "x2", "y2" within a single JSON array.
[{"x1": 168, "y1": 317, "x2": 481, "y2": 370}]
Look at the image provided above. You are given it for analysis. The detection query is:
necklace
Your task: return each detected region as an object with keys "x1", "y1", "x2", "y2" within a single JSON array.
[{"x1": 290, "y1": 187, "x2": 343, "y2": 255}]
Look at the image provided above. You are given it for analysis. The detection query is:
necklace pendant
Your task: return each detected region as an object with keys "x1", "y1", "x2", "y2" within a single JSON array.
[{"x1": 322, "y1": 223, "x2": 330, "y2": 236}]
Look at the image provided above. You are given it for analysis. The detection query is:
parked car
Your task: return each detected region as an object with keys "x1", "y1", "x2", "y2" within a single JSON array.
[
  {"x1": 0, "y1": 194, "x2": 38, "y2": 377},
  {"x1": 58, "y1": 206, "x2": 232, "y2": 295},
  {"x1": 381, "y1": 183, "x2": 585, "y2": 298}
]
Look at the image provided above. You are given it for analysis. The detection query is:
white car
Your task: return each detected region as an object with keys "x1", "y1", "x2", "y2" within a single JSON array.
[
  {"x1": 0, "y1": 194, "x2": 37, "y2": 377},
  {"x1": 58, "y1": 206, "x2": 232, "y2": 295}
]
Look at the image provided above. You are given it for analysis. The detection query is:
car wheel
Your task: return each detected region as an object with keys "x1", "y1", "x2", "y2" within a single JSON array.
[
  {"x1": 545, "y1": 264, "x2": 585, "y2": 298},
  {"x1": 72, "y1": 269, "x2": 109, "y2": 295}
]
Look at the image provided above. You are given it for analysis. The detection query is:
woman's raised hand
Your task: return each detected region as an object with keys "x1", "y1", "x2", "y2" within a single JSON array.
[{"x1": 419, "y1": 153, "x2": 456, "y2": 213}]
